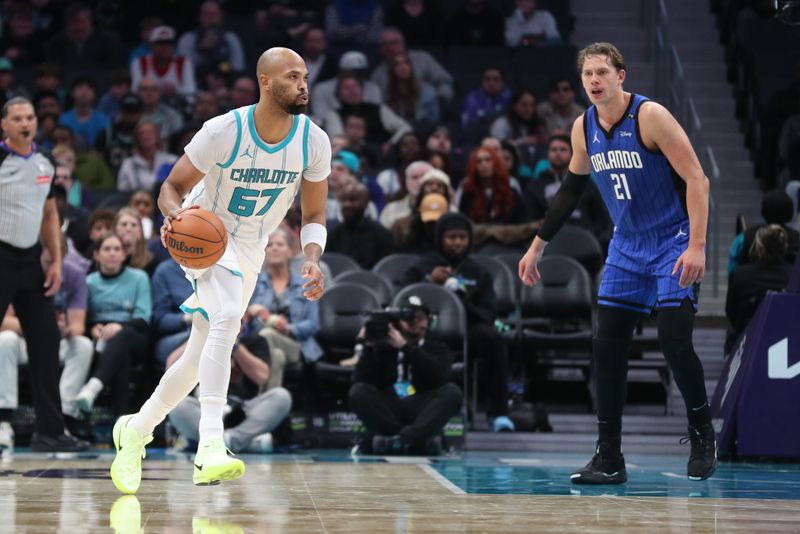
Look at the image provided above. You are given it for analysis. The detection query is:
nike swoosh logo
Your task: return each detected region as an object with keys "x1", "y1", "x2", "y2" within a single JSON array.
[{"x1": 194, "y1": 463, "x2": 204, "y2": 470}]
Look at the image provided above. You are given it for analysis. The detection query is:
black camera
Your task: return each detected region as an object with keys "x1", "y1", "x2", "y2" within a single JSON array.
[{"x1": 363, "y1": 308, "x2": 417, "y2": 342}]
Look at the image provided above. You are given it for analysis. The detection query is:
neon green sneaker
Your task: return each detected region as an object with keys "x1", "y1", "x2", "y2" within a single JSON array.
[
  {"x1": 192, "y1": 516, "x2": 244, "y2": 534},
  {"x1": 109, "y1": 494, "x2": 142, "y2": 534},
  {"x1": 192, "y1": 437, "x2": 245, "y2": 486},
  {"x1": 110, "y1": 414, "x2": 153, "y2": 494}
]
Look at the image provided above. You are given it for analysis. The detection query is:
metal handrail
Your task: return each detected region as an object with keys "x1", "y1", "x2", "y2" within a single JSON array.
[
  {"x1": 705, "y1": 146, "x2": 721, "y2": 298},
  {"x1": 643, "y1": 0, "x2": 721, "y2": 300}
]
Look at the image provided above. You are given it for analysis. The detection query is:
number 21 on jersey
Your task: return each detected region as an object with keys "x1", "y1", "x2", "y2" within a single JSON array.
[
  {"x1": 228, "y1": 186, "x2": 285, "y2": 217},
  {"x1": 611, "y1": 173, "x2": 632, "y2": 200}
]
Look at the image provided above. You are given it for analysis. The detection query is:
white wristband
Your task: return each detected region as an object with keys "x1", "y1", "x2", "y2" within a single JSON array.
[{"x1": 300, "y1": 222, "x2": 327, "y2": 253}]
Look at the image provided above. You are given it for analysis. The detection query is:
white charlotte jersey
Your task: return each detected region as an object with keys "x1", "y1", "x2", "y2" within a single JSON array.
[{"x1": 183, "y1": 105, "x2": 331, "y2": 272}]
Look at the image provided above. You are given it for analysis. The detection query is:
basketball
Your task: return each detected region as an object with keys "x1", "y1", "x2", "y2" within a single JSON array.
[{"x1": 165, "y1": 208, "x2": 227, "y2": 269}]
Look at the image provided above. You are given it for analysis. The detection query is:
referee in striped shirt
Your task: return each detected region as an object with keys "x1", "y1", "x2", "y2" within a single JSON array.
[{"x1": 0, "y1": 97, "x2": 89, "y2": 452}]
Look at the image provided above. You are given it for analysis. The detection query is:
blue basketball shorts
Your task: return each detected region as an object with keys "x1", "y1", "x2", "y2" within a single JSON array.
[{"x1": 598, "y1": 221, "x2": 699, "y2": 314}]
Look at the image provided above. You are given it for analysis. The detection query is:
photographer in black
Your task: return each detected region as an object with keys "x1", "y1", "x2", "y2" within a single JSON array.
[{"x1": 349, "y1": 295, "x2": 463, "y2": 455}]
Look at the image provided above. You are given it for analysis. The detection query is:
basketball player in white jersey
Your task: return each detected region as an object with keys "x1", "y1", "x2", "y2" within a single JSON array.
[{"x1": 109, "y1": 47, "x2": 331, "y2": 494}]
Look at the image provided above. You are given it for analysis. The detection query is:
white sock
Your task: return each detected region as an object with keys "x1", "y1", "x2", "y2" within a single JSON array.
[{"x1": 198, "y1": 398, "x2": 226, "y2": 442}]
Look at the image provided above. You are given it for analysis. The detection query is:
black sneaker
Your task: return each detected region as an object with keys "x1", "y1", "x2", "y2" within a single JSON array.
[
  {"x1": 64, "y1": 414, "x2": 95, "y2": 443},
  {"x1": 30, "y1": 432, "x2": 91, "y2": 452},
  {"x1": 682, "y1": 424, "x2": 717, "y2": 481},
  {"x1": 570, "y1": 442, "x2": 627, "y2": 485}
]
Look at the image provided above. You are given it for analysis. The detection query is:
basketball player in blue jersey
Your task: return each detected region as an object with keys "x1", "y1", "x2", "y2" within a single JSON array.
[
  {"x1": 519, "y1": 42, "x2": 716, "y2": 484},
  {"x1": 109, "y1": 48, "x2": 331, "y2": 494}
]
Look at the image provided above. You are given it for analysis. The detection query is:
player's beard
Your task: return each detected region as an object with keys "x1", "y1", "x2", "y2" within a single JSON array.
[{"x1": 272, "y1": 84, "x2": 308, "y2": 115}]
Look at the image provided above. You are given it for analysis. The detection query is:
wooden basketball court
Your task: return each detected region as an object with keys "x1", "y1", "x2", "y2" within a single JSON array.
[{"x1": 2, "y1": 449, "x2": 799, "y2": 532}]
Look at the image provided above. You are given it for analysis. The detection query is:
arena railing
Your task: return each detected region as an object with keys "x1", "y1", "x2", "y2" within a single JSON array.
[{"x1": 642, "y1": 0, "x2": 722, "y2": 299}]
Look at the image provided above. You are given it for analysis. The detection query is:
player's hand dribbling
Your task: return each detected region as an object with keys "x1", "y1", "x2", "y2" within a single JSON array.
[
  {"x1": 673, "y1": 244, "x2": 705, "y2": 288},
  {"x1": 301, "y1": 260, "x2": 325, "y2": 301},
  {"x1": 160, "y1": 204, "x2": 200, "y2": 247}
]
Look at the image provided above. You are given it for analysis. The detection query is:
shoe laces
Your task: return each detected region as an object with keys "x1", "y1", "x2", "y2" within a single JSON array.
[
  {"x1": 122, "y1": 431, "x2": 152, "y2": 462},
  {"x1": 680, "y1": 427, "x2": 712, "y2": 459},
  {"x1": 200, "y1": 437, "x2": 235, "y2": 458}
]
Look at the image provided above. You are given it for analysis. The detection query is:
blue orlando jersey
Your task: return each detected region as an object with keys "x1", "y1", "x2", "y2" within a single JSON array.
[{"x1": 584, "y1": 94, "x2": 687, "y2": 235}]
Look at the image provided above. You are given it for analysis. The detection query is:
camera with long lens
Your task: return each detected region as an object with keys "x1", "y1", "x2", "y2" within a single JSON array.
[{"x1": 363, "y1": 307, "x2": 417, "y2": 342}]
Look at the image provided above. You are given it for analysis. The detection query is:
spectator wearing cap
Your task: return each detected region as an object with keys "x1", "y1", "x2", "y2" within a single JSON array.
[
  {"x1": 324, "y1": 0, "x2": 385, "y2": 47},
  {"x1": 301, "y1": 27, "x2": 338, "y2": 89},
  {"x1": 0, "y1": 59, "x2": 30, "y2": 107},
  {"x1": 96, "y1": 70, "x2": 132, "y2": 121},
  {"x1": 392, "y1": 190, "x2": 451, "y2": 254},
  {"x1": 380, "y1": 161, "x2": 433, "y2": 229},
  {"x1": 370, "y1": 28, "x2": 454, "y2": 102},
  {"x1": 310, "y1": 51, "x2": 382, "y2": 122},
  {"x1": 59, "y1": 76, "x2": 110, "y2": 147},
  {"x1": 327, "y1": 181, "x2": 395, "y2": 269},
  {"x1": 128, "y1": 16, "x2": 164, "y2": 66},
  {"x1": 327, "y1": 150, "x2": 380, "y2": 224},
  {"x1": 44, "y1": 2, "x2": 120, "y2": 70},
  {"x1": 95, "y1": 93, "x2": 144, "y2": 175},
  {"x1": 0, "y1": 3, "x2": 45, "y2": 68},
  {"x1": 349, "y1": 292, "x2": 463, "y2": 455},
  {"x1": 131, "y1": 25, "x2": 197, "y2": 103},
  {"x1": 320, "y1": 74, "x2": 412, "y2": 157},
  {"x1": 177, "y1": 1, "x2": 246, "y2": 75}
]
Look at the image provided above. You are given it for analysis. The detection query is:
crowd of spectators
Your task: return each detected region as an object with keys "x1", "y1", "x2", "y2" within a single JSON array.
[{"x1": 5, "y1": 0, "x2": 793, "y2": 452}]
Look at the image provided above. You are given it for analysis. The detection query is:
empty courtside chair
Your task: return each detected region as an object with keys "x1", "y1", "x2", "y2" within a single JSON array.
[
  {"x1": 321, "y1": 252, "x2": 362, "y2": 279},
  {"x1": 497, "y1": 252, "x2": 524, "y2": 294},
  {"x1": 316, "y1": 282, "x2": 380, "y2": 363},
  {"x1": 542, "y1": 225, "x2": 604, "y2": 279},
  {"x1": 372, "y1": 253, "x2": 421, "y2": 295},
  {"x1": 313, "y1": 283, "x2": 381, "y2": 395},
  {"x1": 519, "y1": 255, "x2": 593, "y2": 350},
  {"x1": 334, "y1": 270, "x2": 395, "y2": 307},
  {"x1": 473, "y1": 254, "x2": 518, "y2": 321}
]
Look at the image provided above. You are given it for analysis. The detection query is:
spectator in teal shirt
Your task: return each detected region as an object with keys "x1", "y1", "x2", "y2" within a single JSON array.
[{"x1": 75, "y1": 233, "x2": 151, "y2": 416}]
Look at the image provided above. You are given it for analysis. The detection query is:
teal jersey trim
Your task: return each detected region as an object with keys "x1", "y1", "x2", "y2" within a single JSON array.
[
  {"x1": 218, "y1": 109, "x2": 243, "y2": 169},
  {"x1": 302, "y1": 115, "x2": 310, "y2": 171},
  {"x1": 248, "y1": 105, "x2": 298, "y2": 153},
  {"x1": 180, "y1": 303, "x2": 209, "y2": 321},
  {"x1": 224, "y1": 267, "x2": 244, "y2": 278}
]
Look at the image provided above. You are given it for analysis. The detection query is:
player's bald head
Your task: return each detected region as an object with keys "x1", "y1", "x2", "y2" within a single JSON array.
[{"x1": 257, "y1": 47, "x2": 304, "y2": 79}]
